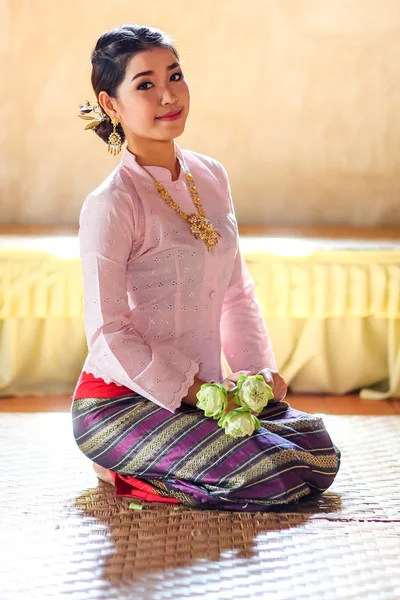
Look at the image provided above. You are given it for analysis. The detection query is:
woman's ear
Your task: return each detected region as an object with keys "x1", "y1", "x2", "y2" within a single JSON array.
[{"x1": 98, "y1": 91, "x2": 118, "y2": 119}]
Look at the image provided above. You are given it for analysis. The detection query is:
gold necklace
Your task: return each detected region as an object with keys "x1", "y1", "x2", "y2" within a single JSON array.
[{"x1": 140, "y1": 157, "x2": 221, "y2": 254}]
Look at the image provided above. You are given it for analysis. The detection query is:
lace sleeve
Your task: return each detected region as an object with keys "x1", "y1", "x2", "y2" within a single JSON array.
[{"x1": 79, "y1": 191, "x2": 200, "y2": 412}]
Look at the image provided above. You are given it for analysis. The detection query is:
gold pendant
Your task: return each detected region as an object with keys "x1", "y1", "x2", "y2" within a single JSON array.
[{"x1": 188, "y1": 214, "x2": 221, "y2": 253}]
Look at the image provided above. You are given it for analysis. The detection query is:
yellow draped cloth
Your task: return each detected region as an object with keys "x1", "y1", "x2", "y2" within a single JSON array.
[{"x1": 0, "y1": 237, "x2": 399, "y2": 398}]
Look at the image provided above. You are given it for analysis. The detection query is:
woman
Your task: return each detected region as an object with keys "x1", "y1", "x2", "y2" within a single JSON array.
[{"x1": 72, "y1": 24, "x2": 340, "y2": 511}]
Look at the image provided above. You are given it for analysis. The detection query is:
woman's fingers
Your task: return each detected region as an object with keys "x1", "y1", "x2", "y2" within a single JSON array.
[
  {"x1": 224, "y1": 369, "x2": 288, "y2": 401},
  {"x1": 271, "y1": 371, "x2": 288, "y2": 401},
  {"x1": 221, "y1": 370, "x2": 252, "y2": 393},
  {"x1": 258, "y1": 368, "x2": 274, "y2": 386},
  {"x1": 221, "y1": 379, "x2": 236, "y2": 392},
  {"x1": 257, "y1": 368, "x2": 288, "y2": 400},
  {"x1": 228, "y1": 370, "x2": 252, "y2": 383}
]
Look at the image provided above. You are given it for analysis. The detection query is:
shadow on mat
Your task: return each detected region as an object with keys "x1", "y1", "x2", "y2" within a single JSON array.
[
  {"x1": 73, "y1": 483, "x2": 342, "y2": 584},
  {"x1": 269, "y1": 491, "x2": 343, "y2": 515}
]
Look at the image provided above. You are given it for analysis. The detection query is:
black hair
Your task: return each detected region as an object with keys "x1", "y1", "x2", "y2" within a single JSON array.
[{"x1": 90, "y1": 24, "x2": 179, "y2": 144}]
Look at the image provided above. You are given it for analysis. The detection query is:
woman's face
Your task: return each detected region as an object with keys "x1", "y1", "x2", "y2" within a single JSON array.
[{"x1": 100, "y1": 47, "x2": 190, "y2": 144}]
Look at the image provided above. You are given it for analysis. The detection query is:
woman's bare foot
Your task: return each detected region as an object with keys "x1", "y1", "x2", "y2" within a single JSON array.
[{"x1": 93, "y1": 462, "x2": 116, "y2": 487}]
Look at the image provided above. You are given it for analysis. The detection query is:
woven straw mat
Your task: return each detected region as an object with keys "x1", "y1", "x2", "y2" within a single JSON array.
[{"x1": 0, "y1": 413, "x2": 399, "y2": 600}]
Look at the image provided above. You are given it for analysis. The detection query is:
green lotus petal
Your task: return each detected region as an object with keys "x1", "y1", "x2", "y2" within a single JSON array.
[
  {"x1": 196, "y1": 383, "x2": 215, "y2": 402},
  {"x1": 204, "y1": 408, "x2": 216, "y2": 417},
  {"x1": 251, "y1": 376, "x2": 274, "y2": 399},
  {"x1": 225, "y1": 430, "x2": 247, "y2": 439},
  {"x1": 213, "y1": 382, "x2": 228, "y2": 396},
  {"x1": 236, "y1": 374, "x2": 247, "y2": 391},
  {"x1": 218, "y1": 406, "x2": 245, "y2": 428},
  {"x1": 197, "y1": 382, "x2": 212, "y2": 395},
  {"x1": 223, "y1": 407, "x2": 251, "y2": 422},
  {"x1": 197, "y1": 382, "x2": 227, "y2": 398}
]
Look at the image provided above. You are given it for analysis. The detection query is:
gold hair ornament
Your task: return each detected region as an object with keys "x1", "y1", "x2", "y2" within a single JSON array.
[{"x1": 77, "y1": 101, "x2": 109, "y2": 130}]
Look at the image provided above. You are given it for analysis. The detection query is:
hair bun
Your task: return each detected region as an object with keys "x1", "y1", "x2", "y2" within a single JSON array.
[{"x1": 94, "y1": 118, "x2": 126, "y2": 145}]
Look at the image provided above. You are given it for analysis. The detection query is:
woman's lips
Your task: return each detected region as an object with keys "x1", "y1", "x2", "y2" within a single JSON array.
[{"x1": 156, "y1": 109, "x2": 183, "y2": 121}]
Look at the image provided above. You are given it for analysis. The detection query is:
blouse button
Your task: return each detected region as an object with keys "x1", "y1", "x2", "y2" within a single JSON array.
[{"x1": 209, "y1": 290, "x2": 216, "y2": 299}]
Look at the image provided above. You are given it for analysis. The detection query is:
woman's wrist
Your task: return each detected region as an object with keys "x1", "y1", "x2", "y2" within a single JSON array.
[{"x1": 182, "y1": 376, "x2": 208, "y2": 407}]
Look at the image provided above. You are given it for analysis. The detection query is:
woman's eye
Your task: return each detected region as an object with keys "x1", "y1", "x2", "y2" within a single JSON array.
[
  {"x1": 137, "y1": 81, "x2": 153, "y2": 91},
  {"x1": 170, "y1": 72, "x2": 183, "y2": 82}
]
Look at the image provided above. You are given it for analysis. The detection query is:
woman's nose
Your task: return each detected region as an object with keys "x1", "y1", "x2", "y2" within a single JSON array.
[{"x1": 160, "y1": 85, "x2": 178, "y2": 105}]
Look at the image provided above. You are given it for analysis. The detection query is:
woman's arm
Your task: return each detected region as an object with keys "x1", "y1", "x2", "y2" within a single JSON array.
[
  {"x1": 220, "y1": 246, "x2": 277, "y2": 373},
  {"x1": 217, "y1": 164, "x2": 277, "y2": 374},
  {"x1": 79, "y1": 190, "x2": 200, "y2": 413}
]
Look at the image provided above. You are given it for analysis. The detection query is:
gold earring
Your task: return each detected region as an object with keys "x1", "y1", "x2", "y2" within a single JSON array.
[{"x1": 108, "y1": 117, "x2": 122, "y2": 156}]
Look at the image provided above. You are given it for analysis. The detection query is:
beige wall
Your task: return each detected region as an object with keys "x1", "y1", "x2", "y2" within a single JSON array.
[{"x1": 2, "y1": 0, "x2": 400, "y2": 225}]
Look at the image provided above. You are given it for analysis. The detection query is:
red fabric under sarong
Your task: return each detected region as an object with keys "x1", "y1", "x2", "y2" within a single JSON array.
[
  {"x1": 74, "y1": 371, "x2": 180, "y2": 504},
  {"x1": 112, "y1": 472, "x2": 180, "y2": 503}
]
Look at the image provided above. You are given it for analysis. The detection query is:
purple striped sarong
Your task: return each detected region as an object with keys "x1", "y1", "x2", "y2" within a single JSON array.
[{"x1": 71, "y1": 393, "x2": 340, "y2": 512}]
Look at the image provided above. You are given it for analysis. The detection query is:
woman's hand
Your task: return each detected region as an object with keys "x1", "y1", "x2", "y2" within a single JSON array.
[
  {"x1": 221, "y1": 370, "x2": 253, "y2": 394},
  {"x1": 221, "y1": 370, "x2": 253, "y2": 415},
  {"x1": 257, "y1": 368, "x2": 288, "y2": 401}
]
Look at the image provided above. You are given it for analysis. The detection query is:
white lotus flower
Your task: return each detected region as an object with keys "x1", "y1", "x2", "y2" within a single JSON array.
[
  {"x1": 196, "y1": 383, "x2": 227, "y2": 419},
  {"x1": 235, "y1": 374, "x2": 273, "y2": 414},
  {"x1": 218, "y1": 407, "x2": 261, "y2": 438}
]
